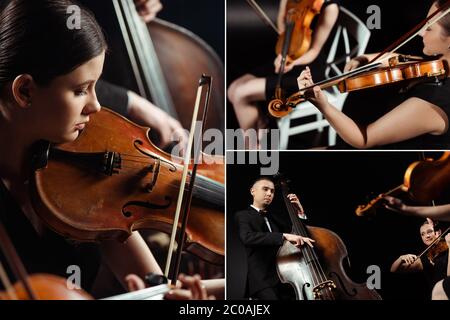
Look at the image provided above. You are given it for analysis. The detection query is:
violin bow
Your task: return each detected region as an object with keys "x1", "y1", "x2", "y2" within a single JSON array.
[
  {"x1": 369, "y1": 1, "x2": 450, "y2": 64},
  {"x1": 103, "y1": 283, "x2": 172, "y2": 300},
  {"x1": 245, "y1": 0, "x2": 280, "y2": 35},
  {"x1": 164, "y1": 75, "x2": 212, "y2": 283}
]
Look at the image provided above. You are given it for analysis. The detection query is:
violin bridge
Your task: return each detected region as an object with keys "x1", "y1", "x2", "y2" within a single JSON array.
[
  {"x1": 145, "y1": 159, "x2": 160, "y2": 192},
  {"x1": 427, "y1": 69, "x2": 446, "y2": 78}
]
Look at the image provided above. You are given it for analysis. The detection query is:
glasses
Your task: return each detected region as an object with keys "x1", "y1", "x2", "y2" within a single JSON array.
[{"x1": 421, "y1": 229, "x2": 435, "y2": 237}]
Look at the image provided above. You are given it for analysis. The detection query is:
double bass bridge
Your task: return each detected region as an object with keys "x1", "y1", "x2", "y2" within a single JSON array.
[{"x1": 312, "y1": 280, "x2": 337, "y2": 299}]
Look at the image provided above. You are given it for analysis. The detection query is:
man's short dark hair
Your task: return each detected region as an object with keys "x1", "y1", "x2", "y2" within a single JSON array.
[{"x1": 250, "y1": 176, "x2": 274, "y2": 188}]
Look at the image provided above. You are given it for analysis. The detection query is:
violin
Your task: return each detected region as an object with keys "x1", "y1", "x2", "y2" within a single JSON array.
[
  {"x1": 275, "y1": 0, "x2": 324, "y2": 65},
  {"x1": 29, "y1": 107, "x2": 224, "y2": 265},
  {"x1": 0, "y1": 274, "x2": 92, "y2": 300},
  {"x1": 426, "y1": 239, "x2": 449, "y2": 264},
  {"x1": 0, "y1": 273, "x2": 179, "y2": 300},
  {"x1": 269, "y1": 57, "x2": 449, "y2": 118},
  {"x1": 408, "y1": 227, "x2": 450, "y2": 266},
  {"x1": 245, "y1": 0, "x2": 324, "y2": 101},
  {"x1": 268, "y1": 1, "x2": 450, "y2": 118},
  {"x1": 110, "y1": 0, "x2": 224, "y2": 133},
  {"x1": 356, "y1": 152, "x2": 450, "y2": 217},
  {"x1": 275, "y1": 175, "x2": 381, "y2": 300}
]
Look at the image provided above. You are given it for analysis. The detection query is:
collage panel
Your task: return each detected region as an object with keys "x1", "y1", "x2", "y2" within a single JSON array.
[
  {"x1": 227, "y1": 151, "x2": 450, "y2": 300},
  {"x1": 0, "y1": 0, "x2": 225, "y2": 301},
  {"x1": 227, "y1": 0, "x2": 450, "y2": 150}
]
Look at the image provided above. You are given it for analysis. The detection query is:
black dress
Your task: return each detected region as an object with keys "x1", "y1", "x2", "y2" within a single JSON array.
[
  {"x1": 0, "y1": 181, "x2": 101, "y2": 295},
  {"x1": 420, "y1": 250, "x2": 449, "y2": 298}
]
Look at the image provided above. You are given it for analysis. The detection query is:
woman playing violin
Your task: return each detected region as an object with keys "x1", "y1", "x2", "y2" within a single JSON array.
[
  {"x1": 388, "y1": 219, "x2": 449, "y2": 300},
  {"x1": 298, "y1": 0, "x2": 450, "y2": 149},
  {"x1": 228, "y1": 0, "x2": 340, "y2": 148},
  {"x1": 0, "y1": 0, "x2": 222, "y2": 299},
  {"x1": 383, "y1": 196, "x2": 450, "y2": 300}
]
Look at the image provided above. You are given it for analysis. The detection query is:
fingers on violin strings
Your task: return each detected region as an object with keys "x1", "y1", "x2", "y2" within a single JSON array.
[
  {"x1": 125, "y1": 274, "x2": 146, "y2": 292},
  {"x1": 193, "y1": 274, "x2": 208, "y2": 300},
  {"x1": 177, "y1": 274, "x2": 206, "y2": 300}
]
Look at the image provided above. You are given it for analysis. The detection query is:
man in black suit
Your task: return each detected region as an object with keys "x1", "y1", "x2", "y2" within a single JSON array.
[{"x1": 235, "y1": 176, "x2": 315, "y2": 300}]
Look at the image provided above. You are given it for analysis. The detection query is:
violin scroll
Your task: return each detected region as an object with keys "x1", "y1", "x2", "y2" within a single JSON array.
[
  {"x1": 268, "y1": 98, "x2": 292, "y2": 118},
  {"x1": 355, "y1": 185, "x2": 407, "y2": 217}
]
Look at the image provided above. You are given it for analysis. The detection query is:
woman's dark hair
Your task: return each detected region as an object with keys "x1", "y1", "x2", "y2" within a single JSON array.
[
  {"x1": 0, "y1": 0, "x2": 107, "y2": 89},
  {"x1": 435, "y1": 0, "x2": 450, "y2": 36}
]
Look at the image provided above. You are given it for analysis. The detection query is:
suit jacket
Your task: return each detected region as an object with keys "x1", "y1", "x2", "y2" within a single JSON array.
[{"x1": 235, "y1": 206, "x2": 285, "y2": 296}]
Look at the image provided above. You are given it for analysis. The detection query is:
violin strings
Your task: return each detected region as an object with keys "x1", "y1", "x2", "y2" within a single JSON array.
[
  {"x1": 80, "y1": 160, "x2": 224, "y2": 205},
  {"x1": 118, "y1": 163, "x2": 223, "y2": 195}
]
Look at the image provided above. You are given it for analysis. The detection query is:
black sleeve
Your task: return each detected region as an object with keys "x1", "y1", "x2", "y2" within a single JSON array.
[
  {"x1": 235, "y1": 211, "x2": 284, "y2": 247},
  {"x1": 420, "y1": 255, "x2": 432, "y2": 273},
  {"x1": 96, "y1": 79, "x2": 129, "y2": 116},
  {"x1": 443, "y1": 276, "x2": 450, "y2": 298},
  {"x1": 407, "y1": 81, "x2": 450, "y2": 120},
  {"x1": 323, "y1": 0, "x2": 340, "y2": 10}
]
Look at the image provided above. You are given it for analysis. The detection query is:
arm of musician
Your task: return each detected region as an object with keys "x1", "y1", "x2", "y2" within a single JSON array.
[
  {"x1": 277, "y1": 0, "x2": 288, "y2": 34},
  {"x1": 199, "y1": 278, "x2": 225, "y2": 300},
  {"x1": 282, "y1": 233, "x2": 315, "y2": 248},
  {"x1": 390, "y1": 254, "x2": 423, "y2": 273},
  {"x1": 384, "y1": 196, "x2": 450, "y2": 222},
  {"x1": 287, "y1": 193, "x2": 307, "y2": 219},
  {"x1": 165, "y1": 275, "x2": 219, "y2": 300},
  {"x1": 297, "y1": 68, "x2": 447, "y2": 148},
  {"x1": 127, "y1": 91, "x2": 188, "y2": 153},
  {"x1": 235, "y1": 211, "x2": 284, "y2": 247},
  {"x1": 100, "y1": 231, "x2": 163, "y2": 291},
  {"x1": 134, "y1": 0, "x2": 163, "y2": 23}
]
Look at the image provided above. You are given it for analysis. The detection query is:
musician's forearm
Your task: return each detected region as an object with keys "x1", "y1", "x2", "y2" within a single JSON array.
[
  {"x1": 320, "y1": 102, "x2": 372, "y2": 148},
  {"x1": 402, "y1": 204, "x2": 450, "y2": 221},
  {"x1": 202, "y1": 279, "x2": 225, "y2": 299}
]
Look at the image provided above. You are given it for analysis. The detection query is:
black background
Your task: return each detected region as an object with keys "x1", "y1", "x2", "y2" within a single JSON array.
[{"x1": 226, "y1": 151, "x2": 450, "y2": 300}]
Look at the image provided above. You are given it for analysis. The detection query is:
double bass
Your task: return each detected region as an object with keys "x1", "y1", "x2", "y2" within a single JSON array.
[
  {"x1": 275, "y1": 175, "x2": 381, "y2": 300},
  {"x1": 101, "y1": 0, "x2": 225, "y2": 132}
]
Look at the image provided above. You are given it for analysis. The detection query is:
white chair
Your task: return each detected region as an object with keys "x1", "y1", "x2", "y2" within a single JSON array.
[{"x1": 277, "y1": 7, "x2": 371, "y2": 149}]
